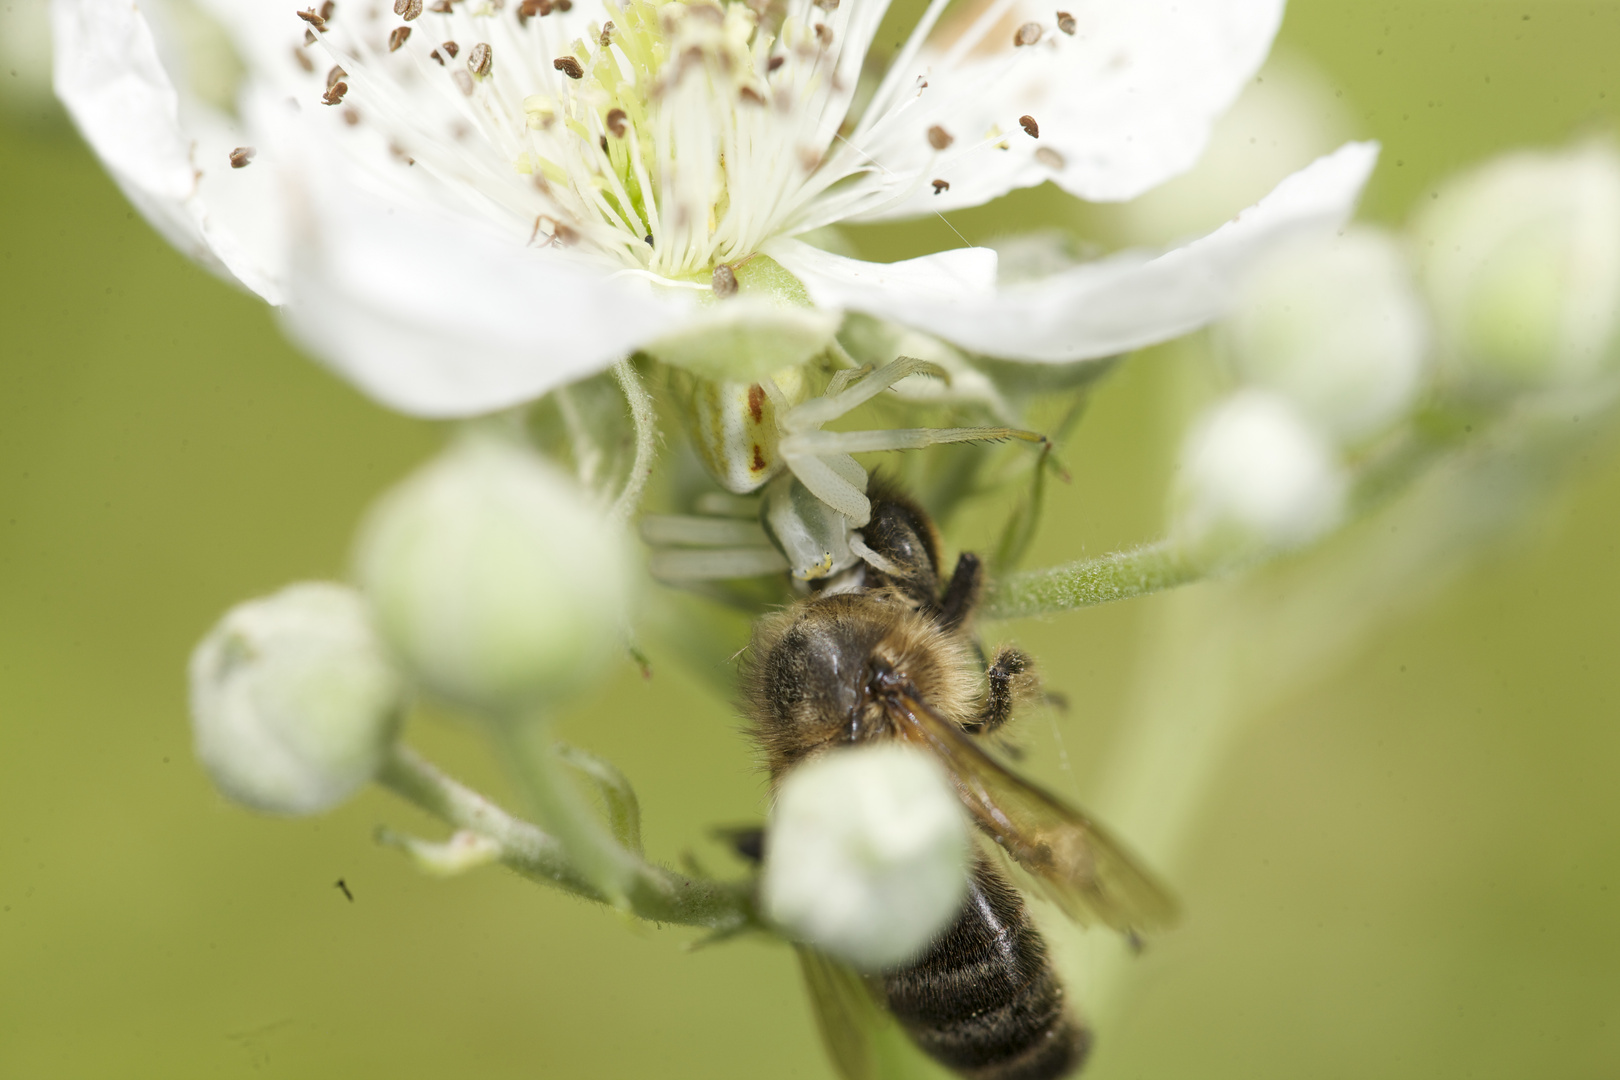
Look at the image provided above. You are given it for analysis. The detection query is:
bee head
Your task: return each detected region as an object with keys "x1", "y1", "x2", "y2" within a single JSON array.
[{"x1": 745, "y1": 593, "x2": 977, "y2": 778}]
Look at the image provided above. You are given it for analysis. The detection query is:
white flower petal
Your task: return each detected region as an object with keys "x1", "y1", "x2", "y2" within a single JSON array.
[
  {"x1": 643, "y1": 299, "x2": 843, "y2": 383},
  {"x1": 776, "y1": 142, "x2": 1379, "y2": 363},
  {"x1": 844, "y1": 0, "x2": 1284, "y2": 220},
  {"x1": 275, "y1": 134, "x2": 685, "y2": 417},
  {"x1": 763, "y1": 240, "x2": 999, "y2": 306},
  {"x1": 281, "y1": 199, "x2": 683, "y2": 418},
  {"x1": 51, "y1": 0, "x2": 286, "y2": 302},
  {"x1": 190, "y1": 0, "x2": 312, "y2": 91}
]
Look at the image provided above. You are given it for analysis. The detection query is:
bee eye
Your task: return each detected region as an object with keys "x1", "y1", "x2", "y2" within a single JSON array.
[{"x1": 766, "y1": 617, "x2": 868, "y2": 723}]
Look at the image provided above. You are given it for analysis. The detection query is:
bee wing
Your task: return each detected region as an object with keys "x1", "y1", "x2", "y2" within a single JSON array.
[
  {"x1": 796, "y1": 948, "x2": 884, "y2": 1080},
  {"x1": 884, "y1": 685, "x2": 1180, "y2": 936},
  {"x1": 795, "y1": 948, "x2": 960, "y2": 1080}
]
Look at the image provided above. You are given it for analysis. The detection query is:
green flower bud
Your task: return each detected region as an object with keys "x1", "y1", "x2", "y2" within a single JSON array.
[
  {"x1": 355, "y1": 432, "x2": 633, "y2": 715},
  {"x1": 1169, "y1": 391, "x2": 1347, "y2": 563},
  {"x1": 762, "y1": 745, "x2": 971, "y2": 970},
  {"x1": 1224, "y1": 228, "x2": 1430, "y2": 444},
  {"x1": 1414, "y1": 142, "x2": 1620, "y2": 386},
  {"x1": 189, "y1": 583, "x2": 406, "y2": 816}
]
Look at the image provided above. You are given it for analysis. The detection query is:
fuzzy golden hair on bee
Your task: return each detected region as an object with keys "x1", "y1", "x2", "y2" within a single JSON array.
[
  {"x1": 743, "y1": 587, "x2": 983, "y2": 782},
  {"x1": 742, "y1": 481, "x2": 1178, "y2": 1080}
]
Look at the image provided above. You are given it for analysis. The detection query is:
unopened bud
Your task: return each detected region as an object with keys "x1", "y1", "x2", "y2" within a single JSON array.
[
  {"x1": 1414, "y1": 141, "x2": 1620, "y2": 386},
  {"x1": 1224, "y1": 228, "x2": 1430, "y2": 444},
  {"x1": 355, "y1": 432, "x2": 633, "y2": 715},
  {"x1": 762, "y1": 745, "x2": 971, "y2": 970},
  {"x1": 1169, "y1": 391, "x2": 1347, "y2": 561},
  {"x1": 189, "y1": 583, "x2": 405, "y2": 816}
]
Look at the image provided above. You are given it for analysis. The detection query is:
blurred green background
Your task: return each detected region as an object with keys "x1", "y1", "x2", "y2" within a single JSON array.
[{"x1": 3, "y1": 2, "x2": 1620, "y2": 1077}]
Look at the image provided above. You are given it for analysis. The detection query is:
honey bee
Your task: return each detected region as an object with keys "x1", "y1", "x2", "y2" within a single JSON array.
[{"x1": 743, "y1": 481, "x2": 1179, "y2": 1080}]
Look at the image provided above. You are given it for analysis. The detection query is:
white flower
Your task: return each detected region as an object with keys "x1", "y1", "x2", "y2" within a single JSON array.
[
  {"x1": 1223, "y1": 227, "x2": 1430, "y2": 444},
  {"x1": 761, "y1": 744, "x2": 970, "y2": 970},
  {"x1": 190, "y1": 582, "x2": 407, "y2": 815},
  {"x1": 1109, "y1": 50, "x2": 1356, "y2": 247},
  {"x1": 354, "y1": 428, "x2": 634, "y2": 714},
  {"x1": 1169, "y1": 389, "x2": 1346, "y2": 560},
  {"x1": 54, "y1": 0, "x2": 1377, "y2": 417},
  {"x1": 1413, "y1": 141, "x2": 1620, "y2": 387}
]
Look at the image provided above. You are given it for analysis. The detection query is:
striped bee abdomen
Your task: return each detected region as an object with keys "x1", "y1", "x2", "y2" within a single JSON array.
[{"x1": 881, "y1": 860, "x2": 1092, "y2": 1080}]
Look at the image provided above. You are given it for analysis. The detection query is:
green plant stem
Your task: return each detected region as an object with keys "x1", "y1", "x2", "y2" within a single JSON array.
[
  {"x1": 610, "y1": 358, "x2": 658, "y2": 524},
  {"x1": 558, "y1": 742, "x2": 644, "y2": 854},
  {"x1": 984, "y1": 540, "x2": 1201, "y2": 619},
  {"x1": 376, "y1": 745, "x2": 756, "y2": 931},
  {"x1": 494, "y1": 717, "x2": 641, "y2": 908}
]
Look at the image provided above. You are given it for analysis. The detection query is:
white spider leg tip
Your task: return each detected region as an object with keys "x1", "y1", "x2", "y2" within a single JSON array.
[
  {"x1": 786, "y1": 452, "x2": 873, "y2": 525},
  {"x1": 848, "y1": 534, "x2": 901, "y2": 576}
]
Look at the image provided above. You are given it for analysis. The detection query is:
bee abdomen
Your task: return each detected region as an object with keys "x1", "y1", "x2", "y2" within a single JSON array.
[{"x1": 882, "y1": 861, "x2": 1091, "y2": 1080}]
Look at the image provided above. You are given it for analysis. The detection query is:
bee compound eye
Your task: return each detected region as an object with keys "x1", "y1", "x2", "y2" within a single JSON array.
[{"x1": 765, "y1": 620, "x2": 867, "y2": 723}]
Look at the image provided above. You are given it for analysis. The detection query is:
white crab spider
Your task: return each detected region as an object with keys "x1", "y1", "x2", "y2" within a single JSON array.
[{"x1": 648, "y1": 357, "x2": 1044, "y2": 583}]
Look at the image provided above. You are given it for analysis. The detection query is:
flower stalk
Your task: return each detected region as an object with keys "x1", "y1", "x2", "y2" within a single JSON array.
[
  {"x1": 376, "y1": 744, "x2": 757, "y2": 931},
  {"x1": 609, "y1": 359, "x2": 660, "y2": 524},
  {"x1": 493, "y1": 717, "x2": 643, "y2": 909},
  {"x1": 984, "y1": 540, "x2": 1202, "y2": 620}
]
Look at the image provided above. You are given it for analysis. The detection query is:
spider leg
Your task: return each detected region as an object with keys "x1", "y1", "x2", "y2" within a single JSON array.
[
  {"x1": 640, "y1": 515, "x2": 773, "y2": 546},
  {"x1": 646, "y1": 547, "x2": 790, "y2": 582},
  {"x1": 822, "y1": 363, "x2": 874, "y2": 397},
  {"x1": 779, "y1": 426, "x2": 1046, "y2": 457},
  {"x1": 640, "y1": 515, "x2": 788, "y2": 581},
  {"x1": 786, "y1": 452, "x2": 871, "y2": 524},
  {"x1": 782, "y1": 355, "x2": 949, "y2": 432}
]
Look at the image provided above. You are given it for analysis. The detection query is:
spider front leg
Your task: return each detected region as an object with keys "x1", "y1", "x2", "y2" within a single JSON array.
[
  {"x1": 777, "y1": 425, "x2": 1046, "y2": 529},
  {"x1": 781, "y1": 448, "x2": 872, "y2": 524},
  {"x1": 780, "y1": 355, "x2": 948, "y2": 432},
  {"x1": 775, "y1": 356, "x2": 1045, "y2": 523}
]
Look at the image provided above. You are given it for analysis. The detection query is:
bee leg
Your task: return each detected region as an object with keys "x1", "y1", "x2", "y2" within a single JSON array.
[
  {"x1": 964, "y1": 646, "x2": 1036, "y2": 735},
  {"x1": 938, "y1": 552, "x2": 982, "y2": 630},
  {"x1": 859, "y1": 485, "x2": 947, "y2": 608},
  {"x1": 712, "y1": 824, "x2": 765, "y2": 864}
]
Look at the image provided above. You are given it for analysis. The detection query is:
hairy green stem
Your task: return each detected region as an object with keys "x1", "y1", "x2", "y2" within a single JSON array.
[
  {"x1": 552, "y1": 384, "x2": 605, "y2": 492},
  {"x1": 378, "y1": 744, "x2": 594, "y2": 895},
  {"x1": 610, "y1": 359, "x2": 658, "y2": 524},
  {"x1": 494, "y1": 718, "x2": 641, "y2": 908},
  {"x1": 558, "y1": 742, "x2": 645, "y2": 854},
  {"x1": 376, "y1": 745, "x2": 756, "y2": 931},
  {"x1": 984, "y1": 540, "x2": 1201, "y2": 620}
]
